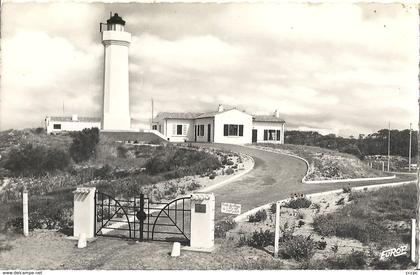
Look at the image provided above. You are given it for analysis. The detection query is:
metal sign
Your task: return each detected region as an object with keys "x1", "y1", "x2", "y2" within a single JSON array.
[{"x1": 221, "y1": 202, "x2": 241, "y2": 215}]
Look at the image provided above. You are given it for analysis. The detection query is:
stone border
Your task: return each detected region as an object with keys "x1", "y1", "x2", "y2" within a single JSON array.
[
  {"x1": 233, "y1": 179, "x2": 416, "y2": 223},
  {"x1": 246, "y1": 145, "x2": 396, "y2": 184}
]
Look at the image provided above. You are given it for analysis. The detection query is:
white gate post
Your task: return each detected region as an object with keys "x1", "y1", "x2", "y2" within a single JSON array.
[
  {"x1": 274, "y1": 201, "x2": 280, "y2": 258},
  {"x1": 188, "y1": 193, "x2": 215, "y2": 252},
  {"x1": 22, "y1": 188, "x2": 29, "y2": 237},
  {"x1": 73, "y1": 187, "x2": 96, "y2": 239}
]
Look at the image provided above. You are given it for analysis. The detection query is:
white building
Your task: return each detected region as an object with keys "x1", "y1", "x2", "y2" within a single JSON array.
[
  {"x1": 45, "y1": 115, "x2": 101, "y2": 134},
  {"x1": 152, "y1": 105, "x2": 285, "y2": 145}
]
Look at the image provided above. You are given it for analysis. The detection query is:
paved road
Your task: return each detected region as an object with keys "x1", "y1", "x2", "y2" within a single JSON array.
[{"x1": 194, "y1": 143, "x2": 416, "y2": 221}]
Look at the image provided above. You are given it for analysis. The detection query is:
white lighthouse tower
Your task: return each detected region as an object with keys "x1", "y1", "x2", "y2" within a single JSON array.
[{"x1": 100, "y1": 13, "x2": 131, "y2": 131}]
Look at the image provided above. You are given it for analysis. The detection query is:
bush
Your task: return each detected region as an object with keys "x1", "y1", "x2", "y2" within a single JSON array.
[
  {"x1": 284, "y1": 196, "x2": 312, "y2": 209},
  {"x1": 209, "y1": 172, "x2": 216, "y2": 180},
  {"x1": 343, "y1": 186, "x2": 352, "y2": 193},
  {"x1": 69, "y1": 128, "x2": 100, "y2": 163},
  {"x1": 315, "y1": 240, "x2": 327, "y2": 250},
  {"x1": 215, "y1": 218, "x2": 236, "y2": 238},
  {"x1": 280, "y1": 235, "x2": 315, "y2": 261},
  {"x1": 244, "y1": 229, "x2": 275, "y2": 248},
  {"x1": 144, "y1": 147, "x2": 221, "y2": 178},
  {"x1": 248, "y1": 210, "x2": 267, "y2": 223},
  {"x1": 94, "y1": 165, "x2": 113, "y2": 179},
  {"x1": 226, "y1": 160, "x2": 234, "y2": 166},
  {"x1": 5, "y1": 196, "x2": 73, "y2": 232},
  {"x1": 326, "y1": 251, "x2": 366, "y2": 269},
  {"x1": 117, "y1": 145, "x2": 129, "y2": 158},
  {"x1": 4, "y1": 144, "x2": 70, "y2": 177},
  {"x1": 225, "y1": 168, "x2": 234, "y2": 175},
  {"x1": 270, "y1": 203, "x2": 277, "y2": 214}
]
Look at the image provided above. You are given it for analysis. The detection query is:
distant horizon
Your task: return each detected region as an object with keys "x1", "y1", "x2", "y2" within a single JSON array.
[{"x1": 1, "y1": 3, "x2": 418, "y2": 136}]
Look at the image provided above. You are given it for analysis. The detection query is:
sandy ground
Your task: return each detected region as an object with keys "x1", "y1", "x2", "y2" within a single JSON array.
[{"x1": 0, "y1": 230, "x2": 292, "y2": 270}]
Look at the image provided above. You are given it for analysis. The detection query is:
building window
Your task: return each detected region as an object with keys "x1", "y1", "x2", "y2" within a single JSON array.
[
  {"x1": 53, "y1": 124, "x2": 61, "y2": 130},
  {"x1": 152, "y1": 125, "x2": 157, "y2": 130},
  {"x1": 177, "y1": 125, "x2": 183, "y2": 135},
  {"x1": 263, "y1": 129, "x2": 280, "y2": 141},
  {"x1": 199, "y1": 125, "x2": 205, "y2": 136},
  {"x1": 223, "y1": 124, "x2": 244, "y2": 137},
  {"x1": 159, "y1": 125, "x2": 162, "y2": 133}
]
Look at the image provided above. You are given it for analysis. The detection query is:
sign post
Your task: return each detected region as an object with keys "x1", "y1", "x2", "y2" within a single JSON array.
[{"x1": 274, "y1": 201, "x2": 280, "y2": 258}]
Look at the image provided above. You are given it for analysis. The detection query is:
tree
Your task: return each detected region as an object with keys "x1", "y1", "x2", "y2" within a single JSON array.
[{"x1": 69, "y1": 128, "x2": 100, "y2": 163}]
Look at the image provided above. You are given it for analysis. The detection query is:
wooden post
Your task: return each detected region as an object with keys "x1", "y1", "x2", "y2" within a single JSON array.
[
  {"x1": 274, "y1": 201, "x2": 280, "y2": 258},
  {"x1": 412, "y1": 219, "x2": 416, "y2": 262},
  {"x1": 22, "y1": 188, "x2": 29, "y2": 237},
  {"x1": 382, "y1": 161, "x2": 385, "y2": 172},
  {"x1": 388, "y1": 121, "x2": 391, "y2": 172}
]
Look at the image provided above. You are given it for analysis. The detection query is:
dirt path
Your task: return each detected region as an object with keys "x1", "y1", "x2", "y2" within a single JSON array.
[{"x1": 193, "y1": 143, "x2": 416, "y2": 221}]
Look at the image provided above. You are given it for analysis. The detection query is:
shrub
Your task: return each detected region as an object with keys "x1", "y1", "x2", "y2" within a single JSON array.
[
  {"x1": 298, "y1": 220, "x2": 305, "y2": 227},
  {"x1": 326, "y1": 251, "x2": 367, "y2": 269},
  {"x1": 246, "y1": 229, "x2": 275, "y2": 248},
  {"x1": 225, "y1": 168, "x2": 234, "y2": 175},
  {"x1": 94, "y1": 164, "x2": 113, "y2": 179},
  {"x1": 35, "y1": 127, "x2": 45, "y2": 134},
  {"x1": 69, "y1": 127, "x2": 99, "y2": 163},
  {"x1": 117, "y1": 145, "x2": 129, "y2": 158},
  {"x1": 280, "y1": 235, "x2": 315, "y2": 261},
  {"x1": 186, "y1": 180, "x2": 201, "y2": 191},
  {"x1": 248, "y1": 210, "x2": 267, "y2": 223},
  {"x1": 215, "y1": 218, "x2": 236, "y2": 238},
  {"x1": 270, "y1": 203, "x2": 277, "y2": 214},
  {"x1": 343, "y1": 186, "x2": 352, "y2": 193},
  {"x1": 226, "y1": 160, "x2": 234, "y2": 166},
  {"x1": 209, "y1": 172, "x2": 216, "y2": 180},
  {"x1": 4, "y1": 144, "x2": 70, "y2": 177},
  {"x1": 284, "y1": 196, "x2": 312, "y2": 209},
  {"x1": 336, "y1": 197, "x2": 345, "y2": 205},
  {"x1": 315, "y1": 240, "x2": 327, "y2": 250},
  {"x1": 5, "y1": 196, "x2": 72, "y2": 232}
]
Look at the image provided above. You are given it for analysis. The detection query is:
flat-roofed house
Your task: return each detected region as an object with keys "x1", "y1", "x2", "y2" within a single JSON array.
[
  {"x1": 152, "y1": 105, "x2": 285, "y2": 145},
  {"x1": 45, "y1": 115, "x2": 101, "y2": 134}
]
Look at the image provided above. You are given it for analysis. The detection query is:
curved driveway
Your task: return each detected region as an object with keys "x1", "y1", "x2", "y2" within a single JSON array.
[{"x1": 195, "y1": 143, "x2": 416, "y2": 221}]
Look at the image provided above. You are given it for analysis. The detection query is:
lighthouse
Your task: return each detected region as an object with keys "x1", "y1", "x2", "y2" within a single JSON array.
[{"x1": 100, "y1": 13, "x2": 131, "y2": 131}]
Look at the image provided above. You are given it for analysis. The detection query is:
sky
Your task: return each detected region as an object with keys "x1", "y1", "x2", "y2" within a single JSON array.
[{"x1": 1, "y1": 2, "x2": 418, "y2": 136}]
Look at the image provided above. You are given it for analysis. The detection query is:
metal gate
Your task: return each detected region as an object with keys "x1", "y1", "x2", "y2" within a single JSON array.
[{"x1": 94, "y1": 191, "x2": 191, "y2": 245}]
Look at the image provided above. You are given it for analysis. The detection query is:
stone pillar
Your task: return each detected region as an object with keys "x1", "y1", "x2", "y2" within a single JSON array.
[
  {"x1": 189, "y1": 193, "x2": 215, "y2": 252},
  {"x1": 73, "y1": 187, "x2": 96, "y2": 239}
]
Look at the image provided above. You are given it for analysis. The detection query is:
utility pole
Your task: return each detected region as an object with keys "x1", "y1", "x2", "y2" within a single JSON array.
[
  {"x1": 151, "y1": 98, "x2": 154, "y2": 129},
  {"x1": 410, "y1": 123, "x2": 413, "y2": 172},
  {"x1": 388, "y1": 121, "x2": 391, "y2": 172}
]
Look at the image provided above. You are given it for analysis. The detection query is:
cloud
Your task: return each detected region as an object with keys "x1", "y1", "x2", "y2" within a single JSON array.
[{"x1": 1, "y1": 3, "x2": 418, "y2": 136}]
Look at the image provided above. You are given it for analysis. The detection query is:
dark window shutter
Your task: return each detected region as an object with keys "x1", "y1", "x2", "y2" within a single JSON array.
[
  {"x1": 276, "y1": 130, "x2": 281, "y2": 141},
  {"x1": 224, "y1": 125, "x2": 228, "y2": 136},
  {"x1": 239, "y1": 125, "x2": 244, "y2": 136},
  {"x1": 264, "y1": 130, "x2": 268, "y2": 141}
]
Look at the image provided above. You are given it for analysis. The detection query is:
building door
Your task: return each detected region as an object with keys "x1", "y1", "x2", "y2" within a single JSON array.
[
  {"x1": 252, "y1": 129, "x2": 257, "y2": 143},
  {"x1": 207, "y1": 124, "x2": 211, "y2": 142}
]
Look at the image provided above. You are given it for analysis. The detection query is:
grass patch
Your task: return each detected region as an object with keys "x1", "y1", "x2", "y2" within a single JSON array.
[{"x1": 312, "y1": 184, "x2": 415, "y2": 247}]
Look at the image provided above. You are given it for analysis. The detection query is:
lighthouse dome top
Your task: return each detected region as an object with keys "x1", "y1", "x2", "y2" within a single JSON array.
[{"x1": 107, "y1": 13, "x2": 126, "y2": 26}]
